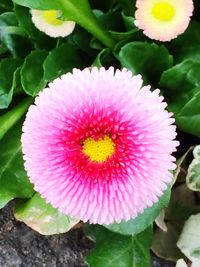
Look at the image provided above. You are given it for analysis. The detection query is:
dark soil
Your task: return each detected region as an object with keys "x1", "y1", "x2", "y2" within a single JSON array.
[
  {"x1": 0, "y1": 204, "x2": 92, "y2": 267},
  {"x1": 0, "y1": 204, "x2": 175, "y2": 267}
]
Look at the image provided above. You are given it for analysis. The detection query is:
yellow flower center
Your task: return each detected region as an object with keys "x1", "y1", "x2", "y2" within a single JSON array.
[
  {"x1": 83, "y1": 135, "x2": 115, "y2": 163},
  {"x1": 152, "y1": 2, "x2": 175, "y2": 21},
  {"x1": 43, "y1": 10, "x2": 63, "y2": 26}
]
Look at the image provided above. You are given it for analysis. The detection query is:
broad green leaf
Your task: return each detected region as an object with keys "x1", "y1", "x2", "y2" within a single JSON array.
[
  {"x1": 105, "y1": 187, "x2": 170, "y2": 235},
  {"x1": 14, "y1": 193, "x2": 79, "y2": 235},
  {"x1": 21, "y1": 50, "x2": 48, "y2": 96},
  {"x1": 0, "y1": 0, "x2": 13, "y2": 13},
  {"x1": 177, "y1": 214, "x2": 200, "y2": 266},
  {"x1": 118, "y1": 41, "x2": 173, "y2": 84},
  {"x1": 12, "y1": 0, "x2": 60, "y2": 9},
  {"x1": 160, "y1": 60, "x2": 200, "y2": 137},
  {"x1": 0, "y1": 122, "x2": 34, "y2": 208},
  {"x1": 0, "y1": 12, "x2": 32, "y2": 57},
  {"x1": 155, "y1": 210, "x2": 167, "y2": 232},
  {"x1": 12, "y1": 0, "x2": 115, "y2": 49},
  {"x1": 171, "y1": 22, "x2": 200, "y2": 62},
  {"x1": 43, "y1": 43, "x2": 85, "y2": 82},
  {"x1": 121, "y1": 11, "x2": 135, "y2": 31},
  {"x1": 86, "y1": 225, "x2": 152, "y2": 267},
  {"x1": 12, "y1": 66, "x2": 24, "y2": 96},
  {"x1": 175, "y1": 45, "x2": 200, "y2": 63},
  {"x1": 160, "y1": 60, "x2": 200, "y2": 98},
  {"x1": 118, "y1": 0, "x2": 136, "y2": 16},
  {"x1": 0, "y1": 57, "x2": 22, "y2": 109},
  {"x1": 68, "y1": 25, "x2": 94, "y2": 55},
  {"x1": 0, "y1": 192, "x2": 13, "y2": 209},
  {"x1": 165, "y1": 184, "x2": 200, "y2": 222},
  {"x1": 94, "y1": 10, "x2": 124, "y2": 32},
  {"x1": 0, "y1": 98, "x2": 33, "y2": 140},
  {"x1": 110, "y1": 28, "x2": 139, "y2": 41},
  {"x1": 173, "y1": 147, "x2": 193, "y2": 185},
  {"x1": 186, "y1": 145, "x2": 200, "y2": 191},
  {"x1": 92, "y1": 48, "x2": 114, "y2": 67},
  {"x1": 0, "y1": 45, "x2": 8, "y2": 55},
  {"x1": 152, "y1": 222, "x2": 183, "y2": 262},
  {"x1": 175, "y1": 91, "x2": 200, "y2": 138}
]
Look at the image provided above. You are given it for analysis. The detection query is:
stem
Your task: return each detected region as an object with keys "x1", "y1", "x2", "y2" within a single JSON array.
[
  {"x1": 0, "y1": 97, "x2": 33, "y2": 140},
  {"x1": 61, "y1": 0, "x2": 116, "y2": 49},
  {"x1": 77, "y1": 12, "x2": 115, "y2": 49},
  {"x1": 56, "y1": 37, "x2": 63, "y2": 48}
]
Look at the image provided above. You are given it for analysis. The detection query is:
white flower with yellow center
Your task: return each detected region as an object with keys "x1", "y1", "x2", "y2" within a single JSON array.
[
  {"x1": 135, "y1": 0, "x2": 194, "y2": 42},
  {"x1": 31, "y1": 10, "x2": 75, "y2": 38}
]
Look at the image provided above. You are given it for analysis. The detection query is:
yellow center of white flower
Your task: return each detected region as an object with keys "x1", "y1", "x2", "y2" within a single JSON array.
[
  {"x1": 83, "y1": 135, "x2": 115, "y2": 163},
  {"x1": 43, "y1": 10, "x2": 63, "y2": 26},
  {"x1": 152, "y1": 2, "x2": 175, "y2": 21}
]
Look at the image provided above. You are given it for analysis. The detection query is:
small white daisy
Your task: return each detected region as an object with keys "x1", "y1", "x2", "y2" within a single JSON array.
[
  {"x1": 135, "y1": 0, "x2": 194, "y2": 42},
  {"x1": 31, "y1": 10, "x2": 75, "y2": 38}
]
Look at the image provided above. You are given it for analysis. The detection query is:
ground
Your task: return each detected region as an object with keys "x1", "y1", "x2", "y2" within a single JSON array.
[{"x1": 0, "y1": 203, "x2": 175, "y2": 267}]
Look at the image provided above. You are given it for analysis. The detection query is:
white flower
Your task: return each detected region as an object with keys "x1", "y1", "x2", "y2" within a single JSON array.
[
  {"x1": 135, "y1": 0, "x2": 194, "y2": 42},
  {"x1": 31, "y1": 10, "x2": 75, "y2": 38}
]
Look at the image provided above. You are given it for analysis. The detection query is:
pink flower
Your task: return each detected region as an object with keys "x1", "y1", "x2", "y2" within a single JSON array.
[
  {"x1": 21, "y1": 67, "x2": 178, "y2": 225},
  {"x1": 135, "y1": 0, "x2": 194, "y2": 42}
]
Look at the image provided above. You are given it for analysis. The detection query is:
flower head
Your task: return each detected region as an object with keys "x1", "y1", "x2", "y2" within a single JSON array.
[
  {"x1": 21, "y1": 67, "x2": 178, "y2": 225},
  {"x1": 31, "y1": 10, "x2": 75, "y2": 38},
  {"x1": 135, "y1": 0, "x2": 194, "y2": 41}
]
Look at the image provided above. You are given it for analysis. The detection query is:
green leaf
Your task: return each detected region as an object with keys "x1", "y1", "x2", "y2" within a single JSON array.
[
  {"x1": 171, "y1": 22, "x2": 200, "y2": 62},
  {"x1": 0, "y1": 0, "x2": 13, "y2": 13},
  {"x1": 21, "y1": 50, "x2": 48, "y2": 96},
  {"x1": 0, "y1": 122, "x2": 34, "y2": 208},
  {"x1": 94, "y1": 10, "x2": 125, "y2": 32},
  {"x1": 175, "y1": 91, "x2": 200, "y2": 138},
  {"x1": 118, "y1": 0, "x2": 136, "y2": 16},
  {"x1": 92, "y1": 48, "x2": 115, "y2": 67},
  {"x1": 121, "y1": 11, "x2": 135, "y2": 31},
  {"x1": 152, "y1": 222, "x2": 184, "y2": 262},
  {"x1": 165, "y1": 184, "x2": 200, "y2": 222},
  {"x1": 155, "y1": 210, "x2": 167, "y2": 232},
  {"x1": 90, "y1": 0, "x2": 116, "y2": 11},
  {"x1": 14, "y1": 193, "x2": 79, "y2": 235},
  {"x1": 173, "y1": 147, "x2": 193, "y2": 185},
  {"x1": 12, "y1": 66, "x2": 24, "y2": 97},
  {"x1": 0, "y1": 97, "x2": 33, "y2": 140},
  {"x1": 43, "y1": 43, "x2": 85, "y2": 82},
  {"x1": 0, "y1": 44, "x2": 8, "y2": 55},
  {"x1": 86, "y1": 225, "x2": 152, "y2": 267},
  {"x1": 105, "y1": 187, "x2": 170, "y2": 235},
  {"x1": 12, "y1": 0, "x2": 60, "y2": 9},
  {"x1": 160, "y1": 60, "x2": 200, "y2": 137},
  {"x1": 118, "y1": 42, "x2": 173, "y2": 84},
  {"x1": 177, "y1": 214, "x2": 200, "y2": 266},
  {"x1": 0, "y1": 12, "x2": 32, "y2": 57},
  {"x1": 186, "y1": 145, "x2": 200, "y2": 191},
  {"x1": 160, "y1": 60, "x2": 200, "y2": 96},
  {"x1": 68, "y1": 26, "x2": 94, "y2": 55},
  {"x1": 0, "y1": 57, "x2": 22, "y2": 109}
]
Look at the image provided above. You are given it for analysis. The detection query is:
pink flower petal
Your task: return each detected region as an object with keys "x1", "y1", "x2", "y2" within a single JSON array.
[{"x1": 22, "y1": 67, "x2": 178, "y2": 224}]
